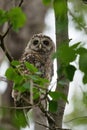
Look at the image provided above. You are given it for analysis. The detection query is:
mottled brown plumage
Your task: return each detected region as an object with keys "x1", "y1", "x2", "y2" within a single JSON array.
[{"x1": 12, "y1": 33, "x2": 55, "y2": 108}]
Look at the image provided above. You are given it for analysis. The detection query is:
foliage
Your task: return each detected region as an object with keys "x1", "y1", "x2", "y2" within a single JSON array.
[
  {"x1": 5, "y1": 61, "x2": 49, "y2": 127},
  {"x1": 5, "y1": 61, "x2": 49, "y2": 93},
  {"x1": 0, "y1": 7, "x2": 26, "y2": 31},
  {"x1": 13, "y1": 110, "x2": 28, "y2": 128},
  {"x1": 0, "y1": 10, "x2": 7, "y2": 25},
  {"x1": 53, "y1": 42, "x2": 87, "y2": 84},
  {"x1": 7, "y1": 7, "x2": 26, "y2": 31},
  {"x1": 49, "y1": 100, "x2": 58, "y2": 113}
]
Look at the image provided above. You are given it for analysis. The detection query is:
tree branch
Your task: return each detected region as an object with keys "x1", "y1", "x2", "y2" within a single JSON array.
[
  {"x1": 0, "y1": 76, "x2": 8, "y2": 82},
  {"x1": 35, "y1": 121, "x2": 53, "y2": 130},
  {"x1": 2, "y1": 24, "x2": 12, "y2": 39},
  {"x1": 36, "y1": 121, "x2": 70, "y2": 130},
  {"x1": 0, "y1": 105, "x2": 32, "y2": 110},
  {"x1": 64, "y1": 115, "x2": 87, "y2": 124},
  {"x1": 19, "y1": 0, "x2": 24, "y2": 7},
  {"x1": 0, "y1": 0, "x2": 24, "y2": 62},
  {"x1": 0, "y1": 37, "x2": 13, "y2": 62}
]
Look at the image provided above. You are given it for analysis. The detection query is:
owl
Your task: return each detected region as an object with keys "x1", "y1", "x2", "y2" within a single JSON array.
[{"x1": 12, "y1": 33, "x2": 55, "y2": 109}]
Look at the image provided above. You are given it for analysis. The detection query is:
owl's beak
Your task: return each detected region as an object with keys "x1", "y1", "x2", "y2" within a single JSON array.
[{"x1": 39, "y1": 44, "x2": 42, "y2": 49}]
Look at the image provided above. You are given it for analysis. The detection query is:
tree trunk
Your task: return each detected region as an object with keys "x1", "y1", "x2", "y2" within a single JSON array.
[{"x1": 50, "y1": 1, "x2": 70, "y2": 130}]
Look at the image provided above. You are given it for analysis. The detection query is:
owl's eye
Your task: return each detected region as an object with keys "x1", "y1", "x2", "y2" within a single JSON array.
[
  {"x1": 33, "y1": 40, "x2": 39, "y2": 45},
  {"x1": 43, "y1": 40, "x2": 49, "y2": 46}
]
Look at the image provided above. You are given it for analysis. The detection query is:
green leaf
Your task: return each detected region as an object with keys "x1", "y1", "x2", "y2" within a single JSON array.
[
  {"x1": 13, "y1": 84, "x2": 23, "y2": 92},
  {"x1": 25, "y1": 62, "x2": 38, "y2": 73},
  {"x1": 79, "y1": 53, "x2": 87, "y2": 84},
  {"x1": 49, "y1": 100, "x2": 58, "y2": 113},
  {"x1": 5, "y1": 67, "x2": 17, "y2": 80},
  {"x1": 15, "y1": 110, "x2": 28, "y2": 127},
  {"x1": 49, "y1": 91, "x2": 61, "y2": 100},
  {"x1": 70, "y1": 42, "x2": 81, "y2": 50},
  {"x1": 83, "y1": 74, "x2": 87, "y2": 84},
  {"x1": 11, "y1": 60, "x2": 20, "y2": 67},
  {"x1": 22, "y1": 82, "x2": 30, "y2": 90},
  {"x1": 14, "y1": 81, "x2": 30, "y2": 92},
  {"x1": 0, "y1": 9, "x2": 7, "y2": 25},
  {"x1": 79, "y1": 53, "x2": 87, "y2": 74},
  {"x1": 33, "y1": 88, "x2": 40, "y2": 100},
  {"x1": 65, "y1": 65, "x2": 76, "y2": 81},
  {"x1": 34, "y1": 76, "x2": 49, "y2": 86},
  {"x1": 49, "y1": 91, "x2": 67, "y2": 102},
  {"x1": 14, "y1": 75, "x2": 24, "y2": 84},
  {"x1": 56, "y1": 44, "x2": 76, "y2": 65},
  {"x1": 8, "y1": 7, "x2": 26, "y2": 31},
  {"x1": 28, "y1": 75, "x2": 38, "y2": 81},
  {"x1": 76, "y1": 47, "x2": 87, "y2": 55},
  {"x1": 42, "y1": 0, "x2": 51, "y2": 5},
  {"x1": 29, "y1": 74, "x2": 49, "y2": 87}
]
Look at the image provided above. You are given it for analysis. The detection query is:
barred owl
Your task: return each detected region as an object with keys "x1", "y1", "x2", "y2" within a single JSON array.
[{"x1": 12, "y1": 33, "x2": 55, "y2": 109}]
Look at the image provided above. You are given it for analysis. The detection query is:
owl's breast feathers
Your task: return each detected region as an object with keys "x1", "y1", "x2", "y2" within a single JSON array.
[{"x1": 19, "y1": 52, "x2": 53, "y2": 81}]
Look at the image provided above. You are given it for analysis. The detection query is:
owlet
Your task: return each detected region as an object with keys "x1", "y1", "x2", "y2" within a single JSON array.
[{"x1": 12, "y1": 33, "x2": 55, "y2": 108}]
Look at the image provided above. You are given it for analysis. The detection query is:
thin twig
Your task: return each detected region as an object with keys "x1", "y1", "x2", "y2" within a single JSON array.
[
  {"x1": 35, "y1": 121, "x2": 53, "y2": 130},
  {"x1": 19, "y1": 0, "x2": 24, "y2": 7},
  {"x1": 30, "y1": 79, "x2": 33, "y2": 105},
  {"x1": 2, "y1": 24, "x2": 12, "y2": 39},
  {"x1": 0, "y1": 76, "x2": 8, "y2": 82},
  {"x1": 39, "y1": 102, "x2": 56, "y2": 126},
  {"x1": 0, "y1": 38, "x2": 13, "y2": 62},
  {"x1": 64, "y1": 115, "x2": 87, "y2": 123},
  {"x1": 0, "y1": 24, "x2": 13, "y2": 62},
  {"x1": 68, "y1": 8, "x2": 87, "y2": 33},
  {"x1": 21, "y1": 96, "x2": 31, "y2": 105},
  {"x1": 0, "y1": 105, "x2": 32, "y2": 110}
]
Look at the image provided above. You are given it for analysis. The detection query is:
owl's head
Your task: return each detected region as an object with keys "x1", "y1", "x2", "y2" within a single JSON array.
[{"x1": 26, "y1": 34, "x2": 55, "y2": 55}]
